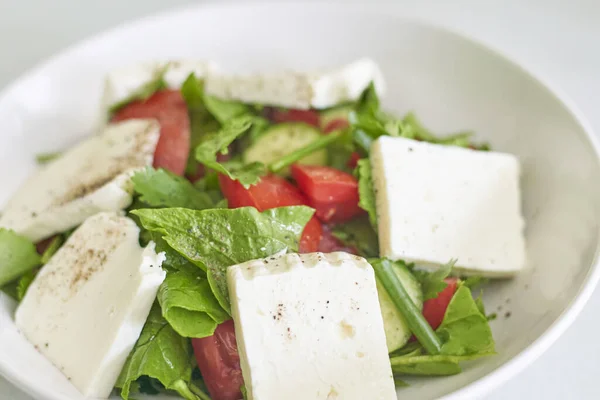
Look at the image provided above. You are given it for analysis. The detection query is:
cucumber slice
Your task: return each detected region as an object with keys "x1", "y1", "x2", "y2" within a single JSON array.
[
  {"x1": 243, "y1": 123, "x2": 327, "y2": 175},
  {"x1": 319, "y1": 106, "x2": 353, "y2": 131},
  {"x1": 376, "y1": 263, "x2": 423, "y2": 352}
]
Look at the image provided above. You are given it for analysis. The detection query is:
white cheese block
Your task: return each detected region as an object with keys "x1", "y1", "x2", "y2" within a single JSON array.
[
  {"x1": 102, "y1": 59, "x2": 218, "y2": 109},
  {"x1": 228, "y1": 252, "x2": 396, "y2": 400},
  {"x1": 204, "y1": 58, "x2": 386, "y2": 110},
  {"x1": 15, "y1": 212, "x2": 166, "y2": 398},
  {"x1": 0, "y1": 119, "x2": 160, "y2": 242},
  {"x1": 371, "y1": 136, "x2": 526, "y2": 277}
]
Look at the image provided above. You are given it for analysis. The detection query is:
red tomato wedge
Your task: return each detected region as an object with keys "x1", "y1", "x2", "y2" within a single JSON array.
[
  {"x1": 111, "y1": 89, "x2": 191, "y2": 175},
  {"x1": 323, "y1": 118, "x2": 349, "y2": 134},
  {"x1": 267, "y1": 108, "x2": 320, "y2": 127},
  {"x1": 218, "y1": 174, "x2": 322, "y2": 252},
  {"x1": 422, "y1": 278, "x2": 459, "y2": 330},
  {"x1": 291, "y1": 164, "x2": 363, "y2": 223},
  {"x1": 192, "y1": 320, "x2": 243, "y2": 400}
]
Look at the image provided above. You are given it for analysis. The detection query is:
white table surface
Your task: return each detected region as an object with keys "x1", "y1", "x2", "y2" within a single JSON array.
[{"x1": 1, "y1": 0, "x2": 599, "y2": 398}]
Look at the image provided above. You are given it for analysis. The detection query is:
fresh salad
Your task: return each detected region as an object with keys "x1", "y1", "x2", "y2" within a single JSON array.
[{"x1": 0, "y1": 59, "x2": 525, "y2": 400}]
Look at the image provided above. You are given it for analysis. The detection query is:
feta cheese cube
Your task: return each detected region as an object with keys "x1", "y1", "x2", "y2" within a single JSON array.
[
  {"x1": 102, "y1": 60, "x2": 218, "y2": 109},
  {"x1": 228, "y1": 252, "x2": 396, "y2": 400},
  {"x1": 204, "y1": 58, "x2": 386, "y2": 110},
  {"x1": 15, "y1": 212, "x2": 166, "y2": 398},
  {"x1": 371, "y1": 136, "x2": 526, "y2": 276},
  {"x1": 0, "y1": 119, "x2": 160, "y2": 242}
]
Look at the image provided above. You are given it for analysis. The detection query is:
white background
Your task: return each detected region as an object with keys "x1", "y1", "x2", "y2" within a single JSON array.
[{"x1": 1, "y1": 0, "x2": 599, "y2": 398}]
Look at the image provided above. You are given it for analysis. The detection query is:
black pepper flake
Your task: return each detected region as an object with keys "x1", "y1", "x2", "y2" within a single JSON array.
[
  {"x1": 321, "y1": 316, "x2": 324, "y2": 319},
  {"x1": 505, "y1": 311, "x2": 512, "y2": 319},
  {"x1": 408, "y1": 147, "x2": 413, "y2": 152},
  {"x1": 44, "y1": 342, "x2": 49, "y2": 348},
  {"x1": 272, "y1": 315, "x2": 276, "y2": 320},
  {"x1": 326, "y1": 300, "x2": 330, "y2": 304}
]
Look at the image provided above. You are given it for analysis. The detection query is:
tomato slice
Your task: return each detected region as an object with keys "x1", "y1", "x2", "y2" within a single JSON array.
[
  {"x1": 291, "y1": 164, "x2": 363, "y2": 223},
  {"x1": 323, "y1": 118, "x2": 349, "y2": 134},
  {"x1": 266, "y1": 108, "x2": 320, "y2": 127},
  {"x1": 111, "y1": 89, "x2": 191, "y2": 175},
  {"x1": 192, "y1": 320, "x2": 243, "y2": 400},
  {"x1": 219, "y1": 174, "x2": 323, "y2": 252},
  {"x1": 422, "y1": 278, "x2": 459, "y2": 330}
]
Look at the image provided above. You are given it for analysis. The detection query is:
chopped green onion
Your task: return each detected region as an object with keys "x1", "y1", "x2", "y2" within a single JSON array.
[
  {"x1": 269, "y1": 130, "x2": 343, "y2": 173},
  {"x1": 372, "y1": 259, "x2": 442, "y2": 355}
]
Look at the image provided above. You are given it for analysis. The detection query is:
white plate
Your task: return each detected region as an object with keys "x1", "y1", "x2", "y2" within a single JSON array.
[{"x1": 1, "y1": 2, "x2": 599, "y2": 400}]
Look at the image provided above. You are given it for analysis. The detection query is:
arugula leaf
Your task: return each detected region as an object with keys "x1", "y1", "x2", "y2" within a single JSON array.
[
  {"x1": 332, "y1": 216, "x2": 379, "y2": 258},
  {"x1": 437, "y1": 285, "x2": 495, "y2": 356},
  {"x1": 356, "y1": 159, "x2": 378, "y2": 228},
  {"x1": 16, "y1": 269, "x2": 38, "y2": 301},
  {"x1": 393, "y1": 376, "x2": 409, "y2": 387},
  {"x1": 410, "y1": 260, "x2": 455, "y2": 301},
  {"x1": 391, "y1": 354, "x2": 473, "y2": 376},
  {"x1": 195, "y1": 116, "x2": 266, "y2": 188},
  {"x1": 203, "y1": 94, "x2": 251, "y2": 124},
  {"x1": 35, "y1": 151, "x2": 61, "y2": 165},
  {"x1": 132, "y1": 206, "x2": 314, "y2": 313},
  {"x1": 180, "y1": 74, "x2": 220, "y2": 177},
  {"x1": 158, "y1": 263, "x2": 229, "y2": 338},
  {"x1": 116, "y1": 303, "x2": 199, "y2": 400},
  {"x1": 109, "y1": 71, "x2": 167, "y2": 115},
  {"x1": 0, "y1": 229, "x2": 41, "y2": 286},
  {"x1": 132, "y1": 167, "x2": 214, "y2": 209}
]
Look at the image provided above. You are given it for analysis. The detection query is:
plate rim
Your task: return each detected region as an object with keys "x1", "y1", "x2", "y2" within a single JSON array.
[{"x1": 0, "y1": 2, "x2": 599, "y2": 399}]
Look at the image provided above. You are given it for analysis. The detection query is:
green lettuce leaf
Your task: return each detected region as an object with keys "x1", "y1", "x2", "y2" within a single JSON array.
[
  {"x1": 0, "y1": 229, "x2": 41, "y2": 286},
  {"x1": 203, "y1": 94, "x2": 251, "y2": 124},
  {"x1": 180, "y1": 74, "x2": 220, "y2": 177},
  {"x1": 109, "y1": 70, "x2": 167, "y2": 115},
  {"x1": 116, "y1": 303, "x2": 199, "y2": 400},
  {"x1": 410, "y1": 260, "x2": 455, "y2": 301},
  {"x1": 132, "y1": 206, "x2": 314, "y2": 313},
  {"x1": 157, "y1": 263, "x2": 229, "y2": 338},
  {"x1": 437, "y1": 285, "x2": 495, "y2": 356},
  {"x1": 132, "y1": 167, "x2": 214, "y2": 209},
  {"x1": 332, "y1": 216, "x2": 379, "y2": 258},
  {"x1": 195, "y1": 116, "x2": 266, "y2": 188},
  {"x1": 356, "y1": 159, "x2": 377, "y2": 228}
]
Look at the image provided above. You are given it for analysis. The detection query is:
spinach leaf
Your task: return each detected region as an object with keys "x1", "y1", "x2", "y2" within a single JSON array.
[
  {"x1": 157, "y1": 263, "x2": 229, "y2": 338},
  {"x1": 332, "y1": 216, "x2": 379, "y2": 258},
  {"x1": 0, "y1": 229, "x2": 41, "y2": 286},
  {"x1": 410, "y1": 260, "x2": 455, "y2": 301},
  {"x1": 356, "y1": 159, "x2": 377, "y2": 228},
  {"x1": 195, "y1": 116, "x2": 266, "y2": 188},
  {"x1": 116, "y1": 303, "x2": 199, "y2": 400},
  {"x1": 132, "y1": 206, "x2": 314, "y2": 313},
  {"x1": 132, "y1": 167, "x2": 214, "y2": 210}
]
